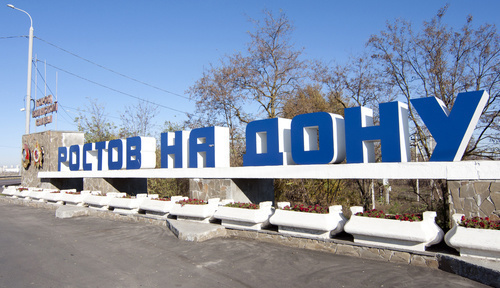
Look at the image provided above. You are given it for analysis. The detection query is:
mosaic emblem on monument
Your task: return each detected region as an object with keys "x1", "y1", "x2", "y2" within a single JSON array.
[
  {"x1": 22, "y1": 143, "x2": 31, "y2": 169},
  {"x1": 33, "y1": 141, "x2": 43, "y2": 169}
]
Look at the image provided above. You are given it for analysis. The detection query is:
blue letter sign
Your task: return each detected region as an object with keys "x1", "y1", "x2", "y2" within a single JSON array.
[
  {"x1": 291, "y1": 112, "x2": 346, "y2": 164},
  {"x1": 410, "y1": 91, "x2": 488, "y2": 161},
  {"x1": 344, "y1": 101, "x2": 410, "y2": 163},
  {"x1": 243, "y1": 118, "x2": 293, "y2": 166}
]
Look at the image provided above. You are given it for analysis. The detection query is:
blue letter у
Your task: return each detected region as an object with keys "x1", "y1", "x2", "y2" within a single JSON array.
[{"x1": 410, "y1": 90, "x2": 488, "y2": 161}]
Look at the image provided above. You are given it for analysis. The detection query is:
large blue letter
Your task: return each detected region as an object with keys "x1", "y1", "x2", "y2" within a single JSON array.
[
  {"x1": 410, "y1": 90, "x2": 488, "y2": 161},
  {"x1": 243, "y1": 118, "x2": 293, "y2": 166},
  {"x1": 108, "y1": 139, "x2": 123, "y2": 170},
  {"x1": 58, "y1": 147, "x2": 68, "y2": 171},
  {"x1": 95, "y1": 141, "x2": 107, "y2": 171},
  {"x1": 345, "y1": 101, "x2": 410, "y2": 163},
  {"x1": 68, "y1": 145, "x2": 81, "y2": 171},
  {"x1": 291, "y1": 112, "x2": 345, "y2": 164},
  {"x1": 188, "y1": 127, "x2": 229, "y2": 168},
  {"x1": 161, "y1": 131, "x2": 190, "y2": 168},
  {"x1": 82, "y1": 143, "x2": 93, "y2": 171},
  {"x1": 126, "y1": 137, "x2": 141, "y2": 169}
]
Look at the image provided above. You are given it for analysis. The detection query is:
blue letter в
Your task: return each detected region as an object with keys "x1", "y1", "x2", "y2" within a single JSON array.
[
  {"x1": 344, "y1": 101, "x2": 410, "y2": 163},
  {"x1": 291, "y1": 112, "x2": 346, "y2": 164},
  {"x1": 243, "y1": 118, "x2": 293, "y2": 166},
  {"x1": 126, "y1": 136, "x2": 156, "y2": 169},
  {"x1": 410, "y1": 90, "x2": 488, "y2": 161},
  {"x1": 58, "y1": 147, "x2": 68, "y2": 171},
  {"x1": 161, "y1": 131, "x2": 190, "y2": 168},
  {"x1": 126, "y1": 136, "x2": 142, "y2": 169},
  {"x1": 188, "y1": 127, "x2": 229, "y2": 168}
]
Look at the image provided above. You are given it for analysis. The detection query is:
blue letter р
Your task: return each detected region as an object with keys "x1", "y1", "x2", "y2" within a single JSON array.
[{"x1": 57, "y1": 147, "x2": 67, "y2": 171}]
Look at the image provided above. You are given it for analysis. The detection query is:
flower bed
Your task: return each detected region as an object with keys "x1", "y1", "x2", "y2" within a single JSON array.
[
  {"x1": 213, "y1": 201, "x2": 274, "y2": 231},
  {"x1": 108, "y1": 193, "x2": 149, "y2": 215},
  {"x1": 42, "y1": 190, "x2": 65, "y2": 205},
  {"x1": 2, "y1": 186, "x2": 22, "y2": 197},
  {"x1": 269, "y1": 202, "x2": 346, "y2": 239},
  {"x1": 444, "y1": 214, "x2": 500, "y2": 260},
  {"x1": 24, "y1": 188, "x2": 48, "y2": 202},
  {"x1": 354, "y1": 209, "x2": 423, "y2": 221},
  {"x1": 59, "y1": 190, "x2": 91, "y2": 206},
  {"x1": 84, "y1": 192, "x2": 123, "y2": 211},
  {"x1": 139, "y1": 196, "x2": 188, "y2": 218},
  {"x1": 19, "y1": 188, "x2": 33, "y2": 199},
  {"x1": 4, "y1": 186, "x2": 31, "y2": 198},
  {"x1": 344, "y1": 207, "x2": 443, "y2": 252},
  {"x1": 169, "y1": 198, "x2": 220, "y2": 223}
]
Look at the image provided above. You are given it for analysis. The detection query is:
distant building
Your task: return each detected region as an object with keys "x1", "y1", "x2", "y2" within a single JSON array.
[{"x1": 1, "y1": 165, "x2": 20, "y2": 174}]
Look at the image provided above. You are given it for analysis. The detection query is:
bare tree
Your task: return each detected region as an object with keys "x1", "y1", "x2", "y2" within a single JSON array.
[
  {"x1": 188, "y1": 10, "x2": 307, "y2": 124},
  {"x1": 366, "y1": 7, "x2": 500, "y2": 226},
  {"x1": 76, "y1": 98, "x2": 116, "y2": 143},
  {"x1": 186, "y1": 63, "x2": 247, "y2": 166},
  {"x1": 231, "y1": 10, "x2": 306, "y2": 119},
  {"x1": 314, "y1": 55, "x2": 396, "y2": 210},
  {"x1": 314, "y1": 54, "x2": 396, "y2": 112},
  {"x1": 367, "y1": 6, "x2": 500, "y2": 161},
  {"x1": 282, "y1": 84, "x2": 344, "y2": 118},
  {"x1": 119, "y1": 100, "x2": 159, "y2": 138},
  {"x1": 187, "y1": 10, "x2": 307, "y2": 166}
]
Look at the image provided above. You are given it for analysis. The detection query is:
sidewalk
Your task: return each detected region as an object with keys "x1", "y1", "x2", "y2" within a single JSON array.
[{"x1": 0, "y1": 199, "x2": 492, "y2": 288}]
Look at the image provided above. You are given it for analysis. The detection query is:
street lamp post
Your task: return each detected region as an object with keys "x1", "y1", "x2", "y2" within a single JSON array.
[{"x1": 7, "y1": 4, "x2": 34, "y2": 135}]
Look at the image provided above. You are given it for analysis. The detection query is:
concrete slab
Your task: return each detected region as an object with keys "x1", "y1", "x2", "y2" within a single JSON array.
[
  {"x1": 166, "y1": 218, "x2": 226, "y2": 242},
  {"x1": 55, "y1": 205, "x2": 89, "y2": 219}
]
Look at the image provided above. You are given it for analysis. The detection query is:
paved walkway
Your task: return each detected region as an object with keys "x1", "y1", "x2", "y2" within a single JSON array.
[{"x1": 0, "y1": 202, "x2": 487, "y2": 288}]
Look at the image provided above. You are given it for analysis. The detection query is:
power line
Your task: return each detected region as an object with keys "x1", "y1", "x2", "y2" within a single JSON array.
[
  {"x1": 43, "y1": 61, "x2": 188, "y2": 114},
  {"x1": 0, "y1": 35, "x2": 27, "y2": 40},
  {"x1": 62, "y1": 104, "x2": 121, "y2": 121},
  {"x1": 32, "y1": 64, "x2": 122, "y2": 128},
  {"x1": 35, "y1": 37, "x2": 191, "y2": 101}
]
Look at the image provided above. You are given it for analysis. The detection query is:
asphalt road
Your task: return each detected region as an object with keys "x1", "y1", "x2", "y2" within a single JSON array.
[
  {"x1": 0, "y1": 177, "x2": 21, "y2": 190},
  {"x1": 0, "y1": 202, "x2": 487, "y2": 288}
]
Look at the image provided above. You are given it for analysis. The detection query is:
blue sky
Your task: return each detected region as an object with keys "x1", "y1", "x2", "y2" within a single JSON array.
[{"x1": 1, "y1": 0, "x2": 499, "y2": 166}]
